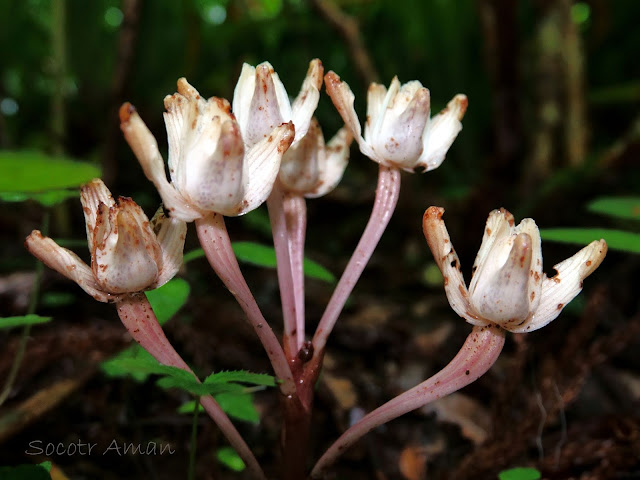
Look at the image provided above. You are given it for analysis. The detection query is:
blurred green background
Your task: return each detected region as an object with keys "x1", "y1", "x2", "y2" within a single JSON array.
[{"x1": 1, "y1": 1, "x2": 639, "y2": 479}]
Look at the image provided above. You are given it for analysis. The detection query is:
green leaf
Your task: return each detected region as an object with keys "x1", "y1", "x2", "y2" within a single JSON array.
[
  {"x1": 41, "y1": 291, "x2": 76, "y2": 307},
  {"x1": 540, "y1": 228, "x2": 640, "y2": 254},
  {"x1": 0, "y1": 189, "x2": 79, "y2": 206},
  {"x1": 498, "y1": 467, "x2": 541, "y2": 480},
  {"x1": 160, "y1": 369, "x2": 274, "y2": 397},
  {"x1": 38, "y1": 462, "x2": 52, "y2": 473},
  {"x1": 587, "y1": 197, "x2": 640, "y2": 221},
  {"x1": 240, "y1": 207, "x2": 273, "y2": 236},
  {"x1": 422, "y1": 262, "x2": 444, "y2": 287},
  {"x1": 177, "y1": 400, "x2": 205, "y2": 414},
  {"x1": 214, "y1": 392, "x2": 260, "y2": 424},
  {"x1": 184, "y1": 243, "x2": 335, "y2": 282},
  {"x1": 0, "y1": 151, "x2": 100, "y2": 192},
  {"x1": 302, "y1": 256, "x2": 335, "y2": 282},
  {"x1": 100, "y1": 345, "x2": 157, "y2": 382},
  {"x1": 145, "y1": 278, "x2": 190, "y2": 325},
  {"x1": 103, "y1": 355, "x2": 195, "y2": 383},
  {"x1": 0, "y1": 464, "x2": 51, "y2": 480},
  {"x1": 0, "y1": 315, "x2": 52, "y2": 329},
  {"x1": 216, "y1": 447, "x2": 245, "y2": 472},
  {"x1": 232, "y1": 242, "x2": 278, "y2": 268},
  {"x1": 178, "y1": 394, "x2": 260, "y2": 424},
  {"x1": 182, "y1": 248, "x2": 206, "y2": 264},
  {"x1": 203, "y1": 370, "x2": 276, "y2": 387},
  {"x1": 156, "y1": 376, "x2": 245, "y2": 397}
]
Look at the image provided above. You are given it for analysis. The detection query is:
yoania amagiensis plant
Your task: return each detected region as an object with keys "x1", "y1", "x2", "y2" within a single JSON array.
[
  {"x1": 310, "y1": 206, "x2": 607, "y2": 476},
  {"x1": 24, "y1": 59, "x2": 607, "y2": 480}
]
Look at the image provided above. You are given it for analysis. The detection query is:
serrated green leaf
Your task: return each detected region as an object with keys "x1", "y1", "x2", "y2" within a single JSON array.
[
  {"x1": 498, "y1": 467, "x2": 541, "y2": 480},
  {"x1": 100, "y1": 345, "x2": 157, "y2": 382},
  {"x1": 216, "y1": 447, "x2": 245, "y2": 472},
  {"x1": 145, "y1": 278, "x2": 190, "y2": 325},
  {"x1": 0, "y1": 315, "x2": 52, "y2": 329},
  {"x1": 156, "y1": 376, "x2": 245, "y2": 396},
  {"x1": 184, "y1": 242, "x2": 335, "y2": 282},
  {"x1": 0, "y1": 151, "x2": 100, "y2": 192},
  {"x1": 214, "y1": 392, "x2": 260, "y2": 424},
  {"x1": 203, "y1": 370, "x2": 276, "y2": 387},
  {"x1": 178, "y1": 394, "x2": 260, "y2": 424},
  {"x1": 104, "y1": 355, "x2": 195, "y2": 382},
  {"x1": 587, "y1": 197, "x2": 640, "y2": 221},
  {"x1": 540, "y1": 228, "x2": 640, "y2": 254}
]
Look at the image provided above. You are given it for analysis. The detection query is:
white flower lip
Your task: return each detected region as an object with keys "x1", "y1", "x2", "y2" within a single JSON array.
[
  {"x1": 423, "y1": 206, "x2": 607, "y2": 332},
  {"x1": 278, "y1": 117, "x2": 353, "y2": 197},
  {"x1": 121, "y1": 78, "x2": 296, "y2": 220},
  {"x1": 25, "y1": 179, "x2": 186, "y2": 302},
  {"x1": 324, "y1": 71, "x2": 467, "y2": 172}
]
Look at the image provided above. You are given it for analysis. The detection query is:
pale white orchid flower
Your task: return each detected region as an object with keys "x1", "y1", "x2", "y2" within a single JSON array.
[
  {"x1": 279, "y1": 118, "x2": 353, "y2": 198},
  {"x1": 25, "y1": 179, "x2": 186, "y2": 303},
  {"x1": 120, "y1": 78, "x2": 294, "y2": 221},
  {"x1": 324, "y1": 71, "x2": 467, "y2": 173},
  {"x1": 423, "y1": 206, "x2": 607, "y2": 332},
  {"x1": 232, "y1": 59, "x2": 323, "y2": 148}
]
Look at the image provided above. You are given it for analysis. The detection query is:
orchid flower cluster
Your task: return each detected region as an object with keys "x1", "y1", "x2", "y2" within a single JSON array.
[{"x1": 25, "y1": 59, "x2": 607, "y2": 479}]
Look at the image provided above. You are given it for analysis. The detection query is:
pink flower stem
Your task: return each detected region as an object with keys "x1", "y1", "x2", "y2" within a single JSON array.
[
  {"x1": 310, "y1": 325, "x2": 506, "y2": 478},
  {"x1": 268, "y1": 185, "x2": 314, "y2": 480},
  {"x1": 310, "y1": 165, "x2": 401, "y2": 357},
  {"x1": 115, "y1": 294, "x2": 267, "y2": 480},
  {"x1": 283, "y1": 192, "x2": 307, "y2": 352},
  {"x1": 195, "y1": 213, "x2": 296, "y2": 396},
  {"x1": 266, "y1": 183, "x2": 300, "y2": 366}
]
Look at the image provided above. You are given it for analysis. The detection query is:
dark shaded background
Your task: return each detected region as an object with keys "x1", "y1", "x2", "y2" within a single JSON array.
[{"x1": 1, "y1": 0, "x2": 639, "y2": 479}]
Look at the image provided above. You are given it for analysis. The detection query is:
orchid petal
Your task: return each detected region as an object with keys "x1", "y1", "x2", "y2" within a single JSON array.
[
  {"x1": 324, "y1": 71, "x2": 376, "y2": 161},
  {"x1": 369, "y1": 76, "x2": 401, "y2": 141},
  {"x1": 423, "y1": 207, "x2": 485, "y2": 326},
  {"x1": 468, "y1": 208, "x2": 515, "y2": 295},
  {"x1": 238, "y1": 121, "x2": 295, "y2": 215},
  {"x1": 150, "y1": 208, "x2": 187, "y2": 287},
  {"x1": 92, "y1": 202, "x2": 160, "y2": 293},
  {"x1": 279, "y1": 118, "x2": 322, "y2": 193},
  {"x1": 373, "y1": 84, "x2": 430, "y2": 170},
  {"x1": 364, "y1": 82, "x2": 388, "y2": 142},
  {"x1": 164, "y1": 78, "x2": 201, "y2": 187},
  {"x1": 232, "y1": 63, "x2": 256, "y2": 131},
  {"x1": 470, "y1": 233, "x2": 533, "y2": 328},
  {"x1": 184, "y1": 119, "x2": 245, "y2": 213},
  {"x1": 241, "y1": 63, "x2": 287, "y2": 147},
  {"x1": 120, "y1": 103, "x2": 200, "y2": 221},
  {"x1": 290, "y1": 59, "x2": 323, "y2": 145},
  {"x1": 512, "y1": 240, "x2": 608, "y2": 332},
  {"x1": 416, "y1": 94, "x2": 467, "y2": 172},
  {"x1": 80, "y1": 179, "x2": 115, "y2": 253},
  {"x1": 514, "y1": 218, "x2": 543, "y2": 314},
  {"x1": 306, "y1": 126, "x2": 352, "y2": 198},
  {"x1": 25, "y1": 231, "x2": 114, "y2": 302}
]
